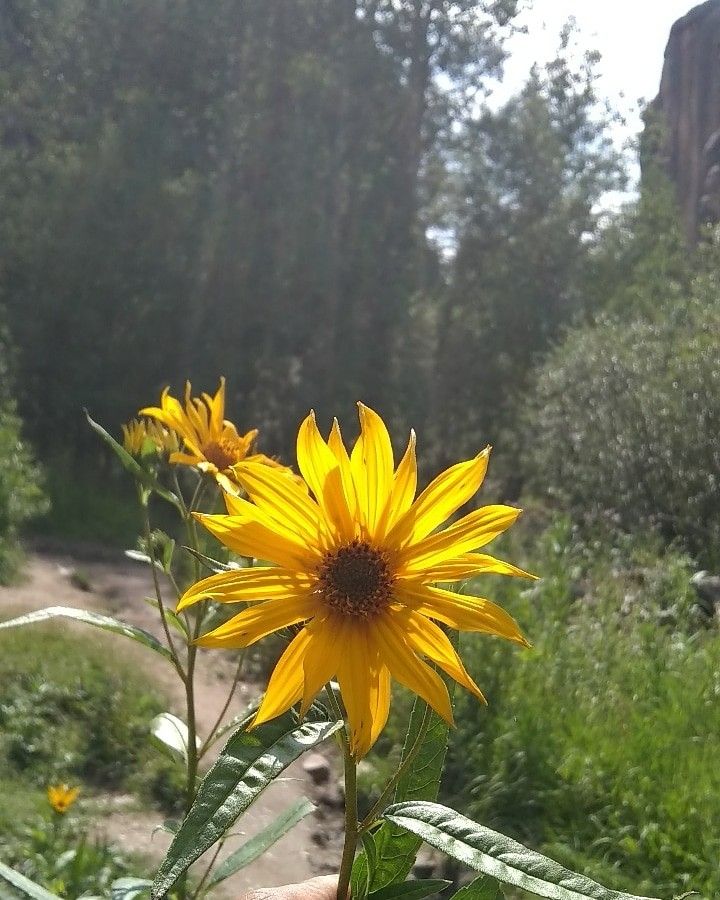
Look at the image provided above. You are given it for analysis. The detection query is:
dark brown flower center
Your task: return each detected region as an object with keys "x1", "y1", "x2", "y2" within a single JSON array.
[
  {"x1": 202, "y1": 439, "x2": 240, "y2": 471},
  {"x1": 317, "y1": 540, "x2": 393, "y2": 619}
]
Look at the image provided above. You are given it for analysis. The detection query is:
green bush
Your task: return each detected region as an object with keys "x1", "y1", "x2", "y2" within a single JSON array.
[
  {"x1": 523, "y1": 301, "x2": 720, "y2": 567},
  {"x1": 0, "y1": 625, "x2": 183, "y2": 834},
  {"x1": 4, "y1": 820, "x2": 136, "y2": 899},
  {"x1": 441, "y1": 520, "x2": 720, "y2": 899},
  {"x1": 0, "y1": 319, "x2": 47, "y2": 581}
]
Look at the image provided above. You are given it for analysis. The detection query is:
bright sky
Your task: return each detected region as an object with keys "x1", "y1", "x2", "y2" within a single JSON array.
[{"x1": 492, "y1": 0, "x2": 698, "y2": 162}]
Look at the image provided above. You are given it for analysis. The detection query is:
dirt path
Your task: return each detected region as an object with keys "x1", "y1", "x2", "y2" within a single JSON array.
[{"x1": 0, "y1": 547, "x2": 341, "y2": 894}]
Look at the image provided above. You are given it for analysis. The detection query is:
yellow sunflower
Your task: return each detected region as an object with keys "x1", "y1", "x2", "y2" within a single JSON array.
[
  {"x1": 47, "y1": 783, "x2": 79, "y2": 815},
  {"x1": 178, "y1": 404, "x2": 534, "y2": 757},
  {"x1": 140, "y1": 378, "x2": 283, "y2": 493},
  {"x1": 121, "y1": 418, "x2": 179, "y2": 457}
]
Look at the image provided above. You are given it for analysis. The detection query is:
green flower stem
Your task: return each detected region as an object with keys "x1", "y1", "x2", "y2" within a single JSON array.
[
  {"x1": 181, "y1": 477, "x2": 211, "y2": 814},
  {"x1": 358, "y1": 702, "x2": 432, "y2": 834},
  {"x1": 324, "y1": 685, "x2": 358, "y2": 900},
  {"x1": 337, "y1": 730, "x2": 359, "y2": 900},
  {"x1": 140, "y1": 490, "x2": 184, "y2": 681}
]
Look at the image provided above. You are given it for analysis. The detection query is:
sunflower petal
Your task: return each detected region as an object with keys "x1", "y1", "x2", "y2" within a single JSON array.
[
  {"x1": 232, "y1": 461, "x2": 329, "y2": 551},
  {"x1": 353, "y1": 403, "x2": 394, "y2": 537},
  {"x1": 170, "y1": 451, "x2": 205, "y2": 468},
  {"x1": 396, "y1": 582, "x2": 529, "y2": 647},
  {"x1": 399, "y1": 608, "x2": 486, "y2": 704},
  {"x1": 337, "y1": 625, "x2": 389, "y2": 757},
  {"x1": 252, "y1": 629, "x2": 311, "y2": 727},
  {"x1": 177, "y1": 567, "x2": 316, "y2": 611},
  {"x1": 142, "y1": 388, "x2": 203, "y2": 457},
  {"x1": 400, "y1": 505, "x2": 521, "y2": 573},
  {"x1": 209, "y1": 377, "x2": 226, "y2": 434},
  {"x1": 376, "y1": 430, "x2": 417, "y2": 540},
  {"x1": 299, "y1": 617, "x2": 343, "y2": 717},
  {"x1": 195, "y1": 510, "x2": 320, "y2": 571},
  {"x1": 297, "y1": 412, "x2": 354, "y2": 539},
  {"x1": 328, "y1": 419, "x2": 357, "y2": 517},
  {"x1": 196, "y1": 595, "x2": 315, "y2": 648},
  {"x1": 388, "y1": 447, "x2": 491, "y2": 547},
  {"x1": 374, "y1": 613, "x2": 454, "y2": 725},
  {"x1": 400, "y1": 552, "x2": 538, "y2": 583}
]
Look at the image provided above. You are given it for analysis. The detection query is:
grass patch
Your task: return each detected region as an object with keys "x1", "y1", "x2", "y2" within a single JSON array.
[
  {"x1": 0, "y1": 621, "x2": 184, "y2": 839},
  {"x1": 441, "y1": 519, "x2": 720, "y2": 899}
]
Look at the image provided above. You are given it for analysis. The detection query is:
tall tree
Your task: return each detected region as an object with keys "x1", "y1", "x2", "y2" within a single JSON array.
[{"x1": 434, "y1": 29, "x2": 622, "y2": 478}]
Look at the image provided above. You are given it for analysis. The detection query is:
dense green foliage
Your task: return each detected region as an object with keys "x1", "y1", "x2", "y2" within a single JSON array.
[
  {"x1": 0, "y1": 624, "x2": 183, "y2": 835},
  {"x1": 435, "y1": 32, "x2": 621, "y2": 465},
  {"x1": 524, "y1": 300, "x2": 720, "y2": 566},
  {"x1": 0, "y1": 0, "x2": 522, "y2": 457},
  {"x1": 447, "y1": 521, "x2": 720, "y2": 899},
  {"x1": 0, "y1": 323, "x2": 47, "y2": 581},
  {"x1": 3, "y1": 824, "x2": 136, "y2": 899},
  {"x1": 363, "y1": 518, "x2": 720, "y2": 899}
]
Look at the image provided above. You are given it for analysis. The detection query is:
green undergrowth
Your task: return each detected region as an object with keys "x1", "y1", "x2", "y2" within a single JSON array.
[
  {"x1": 31, "y1": 456, "x2": 142, "y2": 547},
  {"x1": 0, "y1": 622, "x2": 185, "y2": 842},
  {"x1": 441, "y1": 517, "x2": 720, "y2": 899},
  {"x1": 367, "y1": 514, "x2": 719, "y2": 898}
]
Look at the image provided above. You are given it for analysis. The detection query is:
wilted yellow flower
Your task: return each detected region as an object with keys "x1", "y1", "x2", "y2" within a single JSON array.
[
  {"x1": 179, "y1": 403, "x2": 534, "y2": 757},
  {"x1": 141, "y1": 378, "x2": 283, "y2": 494},
  {"x1": 122, "y1": 418, "x2": 179, "y2": 457},
  {"x1": 47, "y1": 784, "x2": 79, "y2": 814}
]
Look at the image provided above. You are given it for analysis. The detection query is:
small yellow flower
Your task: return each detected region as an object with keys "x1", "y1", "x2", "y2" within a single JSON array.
[
  {"x1": 47, "y1": 784, "x2": 79, "y2": 814},
  {"x1": 179, "y1": 403, "x2": 535, "y2": 757},
  {"x1": 140, "y1": 378, "x2": 283, "y2": 493},
  {"x1": 121, "y1": 418, "x2": 179, "y2": 456}
]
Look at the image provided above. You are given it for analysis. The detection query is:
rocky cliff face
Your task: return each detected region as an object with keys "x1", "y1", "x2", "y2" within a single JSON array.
[{"x1": 652, "y1": 0, "x2": 720, "y2": 241}]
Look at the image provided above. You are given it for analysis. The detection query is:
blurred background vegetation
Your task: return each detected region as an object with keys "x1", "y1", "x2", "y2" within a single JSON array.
[{"x1": 1, "y1": 1, "x2": 719, "y2": 897}]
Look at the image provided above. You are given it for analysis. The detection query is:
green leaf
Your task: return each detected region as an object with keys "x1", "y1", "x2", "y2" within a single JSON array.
[
  {"x1": 0, "y1": 862, "x2": 62, "y2": 899},
  {"x1": 0, "y1": 606, "x2": 174, "y2": 661},
  {"x1": 382, "y1": 802, "x2": 662, "y2": 900},
  {"x1": 201, "y1": 701, "x2": 261, "y2": 753},
  {"x1": 125, "y1": 549, "x2": 164, "y2": 572},
  {"x1": 111, "y1": 877, "x2": 153, "y2": 900},
  {"x1": 150, "y1": 712, "x2": 200, "y2": 764},
  {"x1": 208, "y1": 797, "x2": 315, "y2": 887},
  {"x1": 369, "y1": 878, "x2": 451, "y2": 900},
  {"x1": 86, "y1": 413, "x2": 182, "y2": 510},
  {"x1": 451, "y1": 875, "x2": 504, "y2": 900},
  {"x1": 142, "y1": 597, "x2": 188, "y2": 637},
  {"x1": 151, "y1": 714, "x2": 343, "y2": 898},
  {"x1": 162, "y1": 537, "x2": 176, "y2": 573},
  {"x1": 182, "y1": 546, "x2": 242, "y2": 574},
  {"x1": 352, "y1": 830, "x2": 379, "y2": 900},
  {"x1": 366, "y1": 646, "x2": 457, "y2": 890}
]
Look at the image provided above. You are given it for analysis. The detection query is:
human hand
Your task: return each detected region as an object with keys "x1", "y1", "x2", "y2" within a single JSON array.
[{"x1": 239, "y1": 875, "x2": 340, "y2": 900}]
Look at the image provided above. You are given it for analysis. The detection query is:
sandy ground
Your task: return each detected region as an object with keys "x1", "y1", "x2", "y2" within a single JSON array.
[{"x1": 0, "y1": 546, "x2": 340, "y2": 895}]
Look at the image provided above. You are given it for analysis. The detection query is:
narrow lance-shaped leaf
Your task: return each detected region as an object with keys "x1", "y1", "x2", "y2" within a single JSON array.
[
  {"x1": 382, "y1": 802, "x2": 662, "y2": 900},
  {"x1": 0, "y1": 862, "x2": 62, "y2": 900},
  {"x1": 182, "y1": 545, "x2": 243, "y2": 574},
  {"x1": 363, "y1": 635, "x2": 458, "y2": 891},
  {"x1": 150, "y1": 713, "x2": 200, "y2": 764},
  {"x1": 0, "y1": 607, "x2": 174, "y2": 661},
  {"x1": 111, "y1": 877, "x2": 153, "y2": 900},
  {"x1": 368, "y1": 879, "x2": 452, "y2": 900},
  {"x1": 208, "y1": 797, "x2": 316, "y2": 887},
  {"x1": 352, "y1": 829, "x2": 379, "y2": 900},
  {"x1": 451, "y1": 875, "x2": 505, "y2": 900},
  {"x1": 142, "y1": 597, "x2": 188, "y2": 637},
  {"x1": 151, "y1": 713, "x2": 343, "y2": 899}
]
